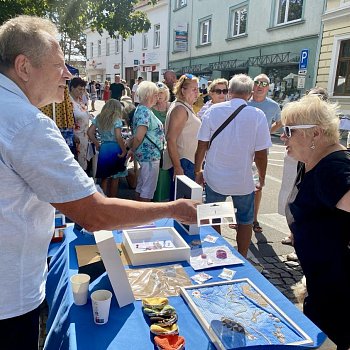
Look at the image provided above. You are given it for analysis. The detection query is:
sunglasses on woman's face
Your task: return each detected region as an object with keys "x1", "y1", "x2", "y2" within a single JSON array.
[
  {"x1": 282, "y1": 124, "x2": 317, "y2": 138},
  {"x1": 213, "y1": 88, "x2": 228, "y2": 95},
  {"x1": 254, "y1": 81, "x2": 269, "y2": 87}
]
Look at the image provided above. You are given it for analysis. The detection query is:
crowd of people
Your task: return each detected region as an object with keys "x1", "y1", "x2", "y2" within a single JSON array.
[{"x1": 0, "y1": 14, "x2": 349, "y2": 350}]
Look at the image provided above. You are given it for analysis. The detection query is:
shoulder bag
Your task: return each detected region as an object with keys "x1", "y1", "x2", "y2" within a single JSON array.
[{"x1": 208, "y1": 104, "x2": 246, "y2": 148}]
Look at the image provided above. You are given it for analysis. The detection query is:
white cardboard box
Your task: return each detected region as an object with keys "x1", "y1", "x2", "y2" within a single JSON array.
[
  {"x1": 122, "y1": 227, "x2": 190, "y2": 266},
  {"x1": 94, "y1": 230, "x2": 135, "y2": 307},
  {"x1": 174, "y1": 175, "x2": 203, "y2": 235}
]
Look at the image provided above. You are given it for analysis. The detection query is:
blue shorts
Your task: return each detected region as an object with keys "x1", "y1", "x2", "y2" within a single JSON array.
[{"x1": 205, "y1": 184, "x2": 254, "y2": 225}]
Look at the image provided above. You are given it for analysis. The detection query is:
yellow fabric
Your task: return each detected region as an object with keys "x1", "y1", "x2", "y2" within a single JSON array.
[
  {"x1": 39, "y1": 85, "x2": 74, "y2": 128},
  {"x1": 142, "y1": 297, "x2": 168, "y2": 308},
  {"x1": 150, "y1": 323, "x2": 178, "y2": 334}
]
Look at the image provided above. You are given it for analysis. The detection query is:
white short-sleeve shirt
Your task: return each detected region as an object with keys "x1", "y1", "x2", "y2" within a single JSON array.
[
  {"x1": 0, "y1": 74, "x2": 96, "y2": 319},
  {"x1": 198, "y1": 98, "x2": 272, "y2": 195}
]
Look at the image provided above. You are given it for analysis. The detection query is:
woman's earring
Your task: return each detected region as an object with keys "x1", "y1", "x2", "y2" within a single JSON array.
[{"x1": 310, "y1": 141, "x2": 316, "y2": 150}]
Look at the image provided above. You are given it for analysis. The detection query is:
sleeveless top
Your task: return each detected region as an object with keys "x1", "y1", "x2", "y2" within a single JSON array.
[{"x1": 162, "y1": 100, "x2": 201, "y2": 170}]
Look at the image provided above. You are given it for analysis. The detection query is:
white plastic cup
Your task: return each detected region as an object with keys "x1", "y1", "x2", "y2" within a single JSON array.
[
  {"x1": 91, "y1": 290, "x2": 112, "y2": 325},
  {"x1": 70, "y1": 273, "x2": 90, "y2": 306}
]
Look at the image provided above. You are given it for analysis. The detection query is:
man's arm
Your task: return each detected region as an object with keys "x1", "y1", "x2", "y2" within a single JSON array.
[
  {"x1": 254, "y1": 149, "x2": 268, "y2": 190},
  {"x1": 270, "y1": 120, "x2": 282, "y2": 134},
  {"x1": 52, "y1": 193, "x2": 197, "y2": 232},
  {"x1": 194, "y1": 140, "x2": 208, "y2": 185}
]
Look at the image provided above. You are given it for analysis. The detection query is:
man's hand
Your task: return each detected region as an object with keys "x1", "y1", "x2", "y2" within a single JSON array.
[
  {"x1": 195, "y1": 170, "x2": 204, "y2": 186},
  {"x1": 255, "y1": 176, "x2": 265, "y2": 192},
  {"x1": 170, "y1": 198, "x2": 198, "y2": 225}
]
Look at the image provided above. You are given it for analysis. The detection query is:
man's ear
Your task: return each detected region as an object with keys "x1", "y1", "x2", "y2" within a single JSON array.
[{"x1": 14, "y1": 54, "x2": 31, "y2": 82}]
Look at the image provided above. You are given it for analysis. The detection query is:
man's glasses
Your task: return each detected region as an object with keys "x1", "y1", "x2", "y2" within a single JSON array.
[
  {"x1": 282, "y1": 125, "x2": 317, "y2": 138},
  {"x1": 213, "y1": 88, "x2": 228, "y2": 95},
  {"x1": 254, "y1": 81, "x2": 269, "y2": 87}
]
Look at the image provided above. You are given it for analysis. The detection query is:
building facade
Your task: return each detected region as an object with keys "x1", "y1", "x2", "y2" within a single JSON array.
[
  {"x1": 85, "y1": 0, "x2": 169, "y2": 87},
  {"x1": 316, "y1": 0, "x2": 350, "y2": 115},
  {"x1": 168, "y1": 0, "x2": 326, "y2": 100}
]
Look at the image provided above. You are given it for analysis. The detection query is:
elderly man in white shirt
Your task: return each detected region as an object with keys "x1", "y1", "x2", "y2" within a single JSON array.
[
  {"x1": 195, "y1": 74, "x2": 272, "y2": 258},
  {"x1": 0, "y1": 16, "x2": 196, "y2": 349}
]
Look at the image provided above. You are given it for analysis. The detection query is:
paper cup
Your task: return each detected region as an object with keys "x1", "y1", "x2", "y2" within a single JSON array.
[
  {"x1": 70, "y1": 273, "x2": 90, "y2": 306},
  {"x1": 91, "y1": 290, "x2": 112, "y2": 325}
]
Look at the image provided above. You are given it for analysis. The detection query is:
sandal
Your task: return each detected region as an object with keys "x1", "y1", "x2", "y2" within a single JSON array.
[
  {"x1": 281, "y1": 236, "x2": 293, "y2": 246},
  {"x1": 253, "y1": 221, "x2": 263, "y2": 233}
]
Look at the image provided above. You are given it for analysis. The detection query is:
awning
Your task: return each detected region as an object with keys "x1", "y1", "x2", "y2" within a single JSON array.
[{"x1": 66, "y1": 63, "x2": 79, "y2": 76}]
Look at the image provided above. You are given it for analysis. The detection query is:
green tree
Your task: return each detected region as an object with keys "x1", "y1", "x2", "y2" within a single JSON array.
[
  {"x1": 0, "y1": 0, "x2": 159, "y2": 59},
  {"x1": 0, "y1": 0, "x2": 49, "y2": 24}
]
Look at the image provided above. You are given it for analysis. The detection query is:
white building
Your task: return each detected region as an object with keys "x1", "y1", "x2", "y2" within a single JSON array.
[
  {"x1": 168, "y1": 0, "x2": 326, "y2": 95},
  {"x1": 85, "y1": 0, "x2": 169, "y2": 87}
]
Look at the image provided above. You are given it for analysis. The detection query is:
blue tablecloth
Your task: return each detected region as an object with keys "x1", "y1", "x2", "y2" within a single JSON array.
[{"x1": 44, "y1": 220, "x2": 326, "y2": 350}]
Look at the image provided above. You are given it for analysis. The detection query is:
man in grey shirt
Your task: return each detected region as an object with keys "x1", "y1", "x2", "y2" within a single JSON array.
[
  {"x1": 0, "y1": 16, "x2": 196, "y2": 349},
  {"x1": 248, "y1": 74, "x2": 282, "y2": 234}
]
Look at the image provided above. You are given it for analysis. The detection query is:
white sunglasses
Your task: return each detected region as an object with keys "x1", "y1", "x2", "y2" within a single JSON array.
[{"x1": 282, "y1": 125, "x2": 317, "y2": 138}]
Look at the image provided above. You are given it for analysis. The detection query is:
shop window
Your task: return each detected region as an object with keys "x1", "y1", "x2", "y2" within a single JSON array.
[
  {"x1": 229, "y1": 5, "x2": 247, "y2": 37},
  {"x1": 97, "y1": 40, "x2": 101, "y2": 56},
  {"x1": 175, "y1": 0, "x2": 187, "y2": 10},
  {"x1": 276, "y1": 0, "x2": 303, "y2": 25},
  {"x1": 142, "y1": 32, "x2": 148, "y2": 50},
  {"x1": 199, "y1": 18, "x2": 211, "y2": 45},
  {"x1": 154, "y1": 24, "x2": 160, "y2": 48},
  {"x1": 334, "y1": 39, "x2": 350, "y2": 96}
]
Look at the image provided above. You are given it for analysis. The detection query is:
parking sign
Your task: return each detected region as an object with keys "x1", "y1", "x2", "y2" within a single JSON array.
[{"x1": 299, "y1": 49, "x2": 309, "y2": 70}]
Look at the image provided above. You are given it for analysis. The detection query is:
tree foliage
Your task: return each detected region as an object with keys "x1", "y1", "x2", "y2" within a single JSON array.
[
  {"x1": 0, "y1": 0, "x2": 49, "y2": 24},
  {"x1": 0, "y1": 0, "x2": 159, "y2": 58}
]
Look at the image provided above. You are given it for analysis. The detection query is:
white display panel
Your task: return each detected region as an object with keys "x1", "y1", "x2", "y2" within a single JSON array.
[{"x1": 174, "y1": 175, "x2": 203, "y2": 235}]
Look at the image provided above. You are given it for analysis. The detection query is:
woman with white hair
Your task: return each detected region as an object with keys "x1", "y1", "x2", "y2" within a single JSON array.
[
  {"x1": 128, "y1": 81, "x2": 165, "y2": 201},
  {"x1": 281, "y1": 94, "x2": 350, "y2": 349}
]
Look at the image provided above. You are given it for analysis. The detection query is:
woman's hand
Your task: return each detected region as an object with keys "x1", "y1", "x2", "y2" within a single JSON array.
[
  {"x1": 173, "y1": 165, "x2": 184, "y2": 179},
  {"x1": 127, "y1": 149, "x2": 134, "y2": 161},
  {"x1": 118, "y1": 150, "x2": 127, "y2": 158},
  {"x1": 94, "y1": 141, "x2": 100, "y2": 151}
]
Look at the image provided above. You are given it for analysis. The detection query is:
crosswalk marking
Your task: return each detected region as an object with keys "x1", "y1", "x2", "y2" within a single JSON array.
[{"x1": 257, "y1": 213, "x2": 290, "y2": 234}]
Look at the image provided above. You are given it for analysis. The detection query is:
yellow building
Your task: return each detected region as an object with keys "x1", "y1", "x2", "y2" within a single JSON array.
[{"x1": 316, "y1": 0, "x2": 350, "y2": 116}]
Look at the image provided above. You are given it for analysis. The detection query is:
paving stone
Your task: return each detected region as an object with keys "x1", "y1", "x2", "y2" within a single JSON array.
[
  {"x1": 282, "y1": 277, "x2": 296, "y2": 285},
  {"x1": 263, "y1": 256, "x2": 279, "y2": 263},
  {"x1": 280, "y1": 271, "x2": 292, "y2": 278},
  {"x1": 268, "y1": 278, "x2": 284, "y2": 285}
]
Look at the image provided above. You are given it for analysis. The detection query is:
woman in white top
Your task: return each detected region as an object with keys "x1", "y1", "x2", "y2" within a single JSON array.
[{"x1": 163, "y1": 74, "x2": 201, "y2": 198}]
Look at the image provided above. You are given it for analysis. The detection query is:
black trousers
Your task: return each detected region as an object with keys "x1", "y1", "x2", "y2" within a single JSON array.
[{"x1": 0, "y1": 304, "x2": 41, "y2": 350}]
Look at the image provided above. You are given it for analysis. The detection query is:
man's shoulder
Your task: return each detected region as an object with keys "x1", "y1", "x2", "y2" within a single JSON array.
[{"x1": 264, "y1": 97, "x2": 280, "y2": 107}]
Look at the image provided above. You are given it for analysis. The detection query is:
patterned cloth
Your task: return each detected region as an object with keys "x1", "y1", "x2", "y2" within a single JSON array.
[
  {"x1": 39, "y1": 85, "x2": 74, "y2": 128},
  {"x1": 132, "y1": 105, "x2": 164, "y2": 162}
]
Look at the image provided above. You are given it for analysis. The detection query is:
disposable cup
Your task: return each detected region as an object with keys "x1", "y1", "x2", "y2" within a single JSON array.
[
  {"x1": 70, "y1": 273, "x2": 90, "y2": 306},
  {"x1": 91, "y1": 290, "x2": 112, "y2": 325}
]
